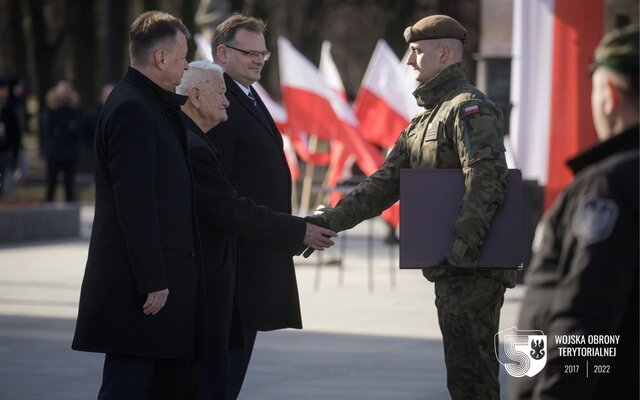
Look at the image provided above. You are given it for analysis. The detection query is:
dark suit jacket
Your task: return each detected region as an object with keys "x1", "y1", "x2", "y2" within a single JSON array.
[
  {"x1": 185, "y1": 114, "x2": 306, "y2": 353},
  {"x1": 72, "y1": 67, "x2": 204, "y2": 360},
  {"x1": 206, "y1": 73, "x2": 301, "y2": 331}
]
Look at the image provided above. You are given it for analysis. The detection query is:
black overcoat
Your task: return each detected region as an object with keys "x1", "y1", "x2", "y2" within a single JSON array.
[
  {"x1": 512, "y1": 128, "x2": 639, "y2": 399},
  {"x1": 72, "y1": 67, "x2": 204, "y2": 360},
  {"x1": 206, "y1": 73, "x2": 302, "y2": 331},
  {"x1": 185, "y1": 115, "x2": 306, "y2": 353}
]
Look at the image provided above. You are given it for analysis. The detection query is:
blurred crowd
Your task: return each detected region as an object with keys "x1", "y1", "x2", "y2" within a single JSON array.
[{"x1": 0, "y1": 76, "x2": 113, "y2": 202}]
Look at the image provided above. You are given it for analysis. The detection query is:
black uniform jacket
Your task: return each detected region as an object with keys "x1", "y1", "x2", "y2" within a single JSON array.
[
  {"x1": 512, "y1": 127, "x2": 639, "y2": 400},
  {"x1": 184, "y1": 114, "x2": 306, "y2": 353},
  {"x1": 206, "y1": 73, "x2": 302, "y2": 331},
  {"x1": 72, "y1": 67, "x2": 204, "y2": 360}
]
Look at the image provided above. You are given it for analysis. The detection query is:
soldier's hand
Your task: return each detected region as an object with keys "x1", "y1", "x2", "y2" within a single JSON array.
[{"x1": 428, "y1": 256, "x2": 475, "y2": 276}]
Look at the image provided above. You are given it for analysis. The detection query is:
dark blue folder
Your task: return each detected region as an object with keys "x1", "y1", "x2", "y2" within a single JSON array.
[{"x1": 399, "y1": 169, "x2": 523, "y2": 270}]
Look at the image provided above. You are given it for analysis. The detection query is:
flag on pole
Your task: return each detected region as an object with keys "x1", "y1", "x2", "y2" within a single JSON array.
[
  {"x1": 278, "y1": 37, "x2": 383, "y2": 177},
  {"x1": 253, "y1": 83, "x2": 300, "y2": 180},
  {"x1": 353, "y1": 40, "x2": 421, "y2": 148},
  {"x1": 320, "y1": 41, "x2": 349, "y2": 102},
  {"x1": 509, "y1": 0, "x2": 603, "y2": 208},
  {"x1": 319, "y1": 40, "x2": 356, "y2": 197}
]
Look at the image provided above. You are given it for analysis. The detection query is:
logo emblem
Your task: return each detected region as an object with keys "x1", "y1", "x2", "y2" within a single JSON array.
[{"x1": 495, "y1": 326, "x2": 547, "y2": 378}]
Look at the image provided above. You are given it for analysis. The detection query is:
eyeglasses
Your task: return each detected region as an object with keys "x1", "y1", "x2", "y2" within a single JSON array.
[{"x1": 225, "y1": 45, "x2": 271, "y2": 61}]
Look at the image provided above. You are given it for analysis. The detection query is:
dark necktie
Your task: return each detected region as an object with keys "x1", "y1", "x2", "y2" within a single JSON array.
[
  {"x1": 247, "y1": 89, "x2": 269, "y2": 125},
  {"x1": 247, "y1": 90, "x2": 259, "y2": 109}
]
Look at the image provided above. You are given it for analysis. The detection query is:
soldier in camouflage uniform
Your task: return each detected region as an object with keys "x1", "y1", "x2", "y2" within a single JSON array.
[{"x1": 312, "y1": 15, "x2": 516, "y2": 399}]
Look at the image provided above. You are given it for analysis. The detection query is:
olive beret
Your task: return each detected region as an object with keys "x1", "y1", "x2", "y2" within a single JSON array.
[
  {"x1": 404, "y1": 15, "x2": 467, "y2": 43},
  {"x1": 592, "y1": 24, "x2": 639, "y2": 76}
]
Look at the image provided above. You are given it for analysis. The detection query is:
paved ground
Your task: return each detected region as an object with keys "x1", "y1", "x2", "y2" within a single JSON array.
[{"x1": 0, "y1": 207, "x2": 525, "y2": 399}]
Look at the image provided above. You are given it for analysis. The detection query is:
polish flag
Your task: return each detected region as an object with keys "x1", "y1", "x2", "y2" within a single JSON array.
[
  {"x1": 254, "y1": 83, "x2": 330, "y2": 168},
  {"x1": 508, "y1": 0, "x2": 603, "y2": 208},
  {"x1": 319, "y1": 40, "x2": 400, "y2": 228},
  {"x1": 253, "y1": 82, "x2": 287, "y2": 132},
  {"x1": 320, "y1": 41, "x2": 349, "y2": 102},
  {"x1": 353, "y1": 40, "x2": 421, "y2": 148},
  {"x1": 253, "y1": 83, "x2": 300, "y2": 180},
  {"x1": 319, "y1": 40, "x2": 356, "y2": 197},
  {"x1": 278, "y1": 37, "x2": 383, "y2": 178}
]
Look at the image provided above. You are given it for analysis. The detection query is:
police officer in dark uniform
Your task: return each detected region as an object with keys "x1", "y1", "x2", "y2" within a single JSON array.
[{"x1": 511, "y1": 24, "x2": 639, "y2": 400}]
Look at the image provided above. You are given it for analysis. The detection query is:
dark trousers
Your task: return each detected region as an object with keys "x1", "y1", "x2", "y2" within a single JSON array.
[
  {"x1": 225, "y1": 329, "x2": 257, "y2": 400},
  {"x1": 434, "y1": 275, "x2": 506, "y2": 400},
  {"x1": 196, "y1": 353, "x2": 229, "y2": 400},
  {"x1": 98, "y1": 353, "x2": 200, "y2": 400},
  {"x1": 46, "y1": 159, "x2": 76, "y2": 201}
]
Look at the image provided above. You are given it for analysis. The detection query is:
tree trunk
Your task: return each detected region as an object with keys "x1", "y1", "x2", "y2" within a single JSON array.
[
  {"x1": 180, "y1": 0, "x2": 198, "y2": 61},
  {"x1": 25, "y1": 0, "x2": 65, "y2": 154},
  {"x1": 103, "y1": 0, "x2": 128, "y2": 83},
  {"x1": 71, "y1": 0, "x2": 98, "y2": 110}
]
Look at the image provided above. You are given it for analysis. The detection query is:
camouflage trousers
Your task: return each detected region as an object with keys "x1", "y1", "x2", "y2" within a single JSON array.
[{"x1": 433, "y1": 274, "x2": 506, "y2": 400}]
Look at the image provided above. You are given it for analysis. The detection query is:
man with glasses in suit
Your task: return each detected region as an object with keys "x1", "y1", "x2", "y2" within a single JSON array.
[{"x1": 209, "y1": 14, "x2": 300, "y2": 399}]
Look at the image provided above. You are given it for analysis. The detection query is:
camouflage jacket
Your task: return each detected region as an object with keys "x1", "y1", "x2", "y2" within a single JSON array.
[{"x1": 321, "y1": 63, "x2": 516, "y2": 286}]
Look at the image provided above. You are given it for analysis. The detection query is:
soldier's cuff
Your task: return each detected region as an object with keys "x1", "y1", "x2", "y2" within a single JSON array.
[
  {"x1": 323, "y1": 208, "x2": 355, "y2": 232},
  {"x1": 447, "y1": 238, "x2": 478, "y2": 268}
]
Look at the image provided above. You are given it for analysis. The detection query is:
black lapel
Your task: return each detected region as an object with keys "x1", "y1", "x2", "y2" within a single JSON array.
[{"x1": 224, "y1": 74, "x2": 282, "y2": 145}]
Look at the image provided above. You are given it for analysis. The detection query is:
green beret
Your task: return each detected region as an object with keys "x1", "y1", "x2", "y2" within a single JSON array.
[
  {"x1": 592, "y1": 24, "x2": 639, "y2": 76},
  {"x1": 404, "y1": 15, "x2": 467, "y2": 43}
]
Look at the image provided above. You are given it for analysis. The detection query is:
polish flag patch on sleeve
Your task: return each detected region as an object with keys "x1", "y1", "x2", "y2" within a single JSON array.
[{"x1": 464, "y1": 104, "x2": 480, "y2": 116}]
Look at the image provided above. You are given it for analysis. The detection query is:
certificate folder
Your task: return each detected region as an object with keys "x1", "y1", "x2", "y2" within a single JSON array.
[{"x1": 399, "y1": 169, "x2": 523, "y2": 270}]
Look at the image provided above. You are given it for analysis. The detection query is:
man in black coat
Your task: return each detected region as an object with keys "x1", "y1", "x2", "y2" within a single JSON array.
[
  {"x1": 177, "y1": 60, "x2": 336, "y2": 398},
  {"x1": 72, "y1": 11, "x2": 200, "y2": 399},
  {"x1": 208, "y1": 14, "x2": 302, "y2": 396},
  {"x1": 510, "y1": 25, "x2": 639, "y2": 400}
]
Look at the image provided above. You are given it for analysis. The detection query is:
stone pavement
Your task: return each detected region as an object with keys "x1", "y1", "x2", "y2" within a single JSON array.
[{"x1": 0, "y1": 206, "x2": 525, "y2": 399}]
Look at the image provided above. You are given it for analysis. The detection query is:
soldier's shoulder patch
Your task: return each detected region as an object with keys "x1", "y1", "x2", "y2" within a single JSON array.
[
  {"x1": 463, "y1": 104, "x2": 480, "y2": 116},
  {"x1": 571, "y1": 196, "x2": 619, "y2": 246}
]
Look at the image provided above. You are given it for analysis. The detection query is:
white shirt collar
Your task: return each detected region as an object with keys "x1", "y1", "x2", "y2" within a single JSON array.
[{"x1": 233, "y1": 80, "x2": 251, "y2": 96}]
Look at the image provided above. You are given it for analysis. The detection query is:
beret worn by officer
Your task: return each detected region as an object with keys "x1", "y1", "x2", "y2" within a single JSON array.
[
  {"x1": 592, "y1": 24, "x2": 639, "y2": 76},
  {"x1": 404, "y1": 14, "x2": 467, "y2": 43}
]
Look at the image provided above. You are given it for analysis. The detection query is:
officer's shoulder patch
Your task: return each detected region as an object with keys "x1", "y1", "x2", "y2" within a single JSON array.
[
  {"x1": 463, "y1": 103, "x2": 480, "y2": 117},
  {"x1": 571, "y1": 196, "x2": 619, "y2": 246},
  {"x1": 424, "y1": 121, "x2": 440, "y2": 141}
]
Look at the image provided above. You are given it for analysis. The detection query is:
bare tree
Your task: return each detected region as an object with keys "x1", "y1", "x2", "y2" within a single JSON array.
[{"x1": 70, "y1": 0, "x2": 98, "y2": 109}]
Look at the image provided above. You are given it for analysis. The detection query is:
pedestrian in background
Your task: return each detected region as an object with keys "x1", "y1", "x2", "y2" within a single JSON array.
[
  {"x1": 43, "y1": 80, "x2": 83, "y2": 202},
  {"x1": 81, "y1": 83, "x2": 115, "y2": 168}
]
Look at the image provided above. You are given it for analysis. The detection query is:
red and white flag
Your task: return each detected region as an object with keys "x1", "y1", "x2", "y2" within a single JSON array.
[
  {"x1": 320, "y1": 41, "x2": 349, "y2": 102},
  {"x1": 319, "y1": 40, "x2": 356, "y2": 193},
  {"x1": 278, "y1": 37, "x2": 383, "y2": 178},
  {"x1": 508, "y1": 0, "x2": 603, "y2": 208},
  {"x1": 353, "y1": 40, "x2": 421, "y2": 148},
  {"x1": 252, "y1": 82, "x2": 300, "y2": 180}
]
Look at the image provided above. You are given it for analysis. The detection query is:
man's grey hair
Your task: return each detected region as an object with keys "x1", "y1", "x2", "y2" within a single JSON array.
[{"x1": 176, "y1": 60, "x2": 224, "y2": 95}]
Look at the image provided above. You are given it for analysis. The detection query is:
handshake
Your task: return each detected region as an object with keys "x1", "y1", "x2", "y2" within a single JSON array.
[{"x1": 299, "y1": 206, "x2": 336, "y2": 258}]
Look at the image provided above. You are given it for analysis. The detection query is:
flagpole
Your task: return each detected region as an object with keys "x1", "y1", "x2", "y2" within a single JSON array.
[{"x1": 299, "y1": 134, "x2": 318, "y2": 216}]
